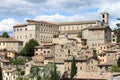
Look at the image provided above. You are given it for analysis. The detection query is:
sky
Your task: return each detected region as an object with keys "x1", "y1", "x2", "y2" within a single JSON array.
[{"x1": 0, "y1": 0, "x2": 120, "y2": 35}]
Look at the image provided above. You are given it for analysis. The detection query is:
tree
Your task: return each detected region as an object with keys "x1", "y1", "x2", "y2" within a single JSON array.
[
  {"x1": 29, "y1": 63, "x2": 60, "y2": 80},
  {"x1": 16, "y1": 67, "x2": 22, "y2": 77},
  {"x1": 111, "y1": 65, "x2": 120, "y2": 72},
  {"x1": 70, "y1": 57, "x2": 77, "y2": 80},
  {"x1": 0, "y1": 67, "x2": 3, "y2": 80},
  {"x1": 77, "y1": 31, "x2": 82, "y2": 38},
  {"x1": 51, "y1": 63, "x2": 59, "y2": 80},
  {"x1": 117, "y1": 57, "x2": 120, "y2": 67},
  {"x1": 30, "y1": 66, "x2": 42, "y2": 80},
  {"x1": 11, "y1": 57, "x2": 25, "y2": 65},
  {"x1": 20, "y1": 39, "x2": 39, "y2": 57},
  {"x1": 114, "y1": 19, "x2": 120, "y2": 42},
  {"x1": 16, "y1": 77, "x2": 29, "y2": 80},
  {"x1": 60, "y1": 71, "x2": 69, "y2": 80},
  {"x1": 2, "y1": 32, "x2": 9, "y2": 38},
  {"x1": 44, "y1": 63, "x2": 60, "y2": 80}
]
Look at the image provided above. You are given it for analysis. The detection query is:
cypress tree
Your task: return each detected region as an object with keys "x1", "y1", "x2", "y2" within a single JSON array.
[
  {"x1": 51, "y1": 63, "x2": 58, "y2": 80},
  {"x1": 70, "y1": 57, "x2": 77, "y2": 80},
  {"x1": 54, "y1": 63, "x2": 57, "y2": 80},
  {"x1": 0, "y1": 67, "x2": 3, "y2": 80},
  {"x1": 117, "y1": 57, "x2": 120, "y2": 67}
]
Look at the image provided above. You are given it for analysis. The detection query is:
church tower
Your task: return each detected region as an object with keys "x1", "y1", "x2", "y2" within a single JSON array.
[{"x1": 100, "y1": 12, "x2": 109, "y2": 24}]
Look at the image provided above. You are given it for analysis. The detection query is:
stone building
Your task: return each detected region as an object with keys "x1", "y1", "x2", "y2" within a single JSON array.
[
  {"x1": 98, "y1": 50, "x2": 117, "y2": 64},
  {"x1": 82, "y1": 26, "x2": 111, "y2": 50},
  {"x1": 0, "y1": 38, "x2": 23, "y2": 52},
  {"x1": 111, "y1": 31, "x2": 117, "y2": 43},
  {"x1": 13, "y1": 20, "x2": 59, "y2": 46},
  {"x1": 13, "y1": 12, "x2": 110, "y2": 46},
  {"x1": 81, "y1": 49, "x2": 97, "y2": 59},
  {"x1": 3, "y1": 69, "x2": 18, "y2": 80},
  {"x1": 58, "y1": 12, "x2": 109, "y2": 39},
  {"x1": 64, "y1": 57, "x2": 99, "y2": 73}
]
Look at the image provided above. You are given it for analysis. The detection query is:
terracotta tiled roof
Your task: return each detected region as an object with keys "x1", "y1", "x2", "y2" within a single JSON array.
[
  {"x1": 75, "y1": 72, "x2": 120, "y2": 79},
  {"x1": 42, "y1": 43, "x2": 57, "y2": 46},
  {"x1": 44, "y1": 55, "x2": 54, "y2": 58},
  {"x1": 59, "y1": 30, "x2": 80, "y2": 34},
  {"x1": 64, "y1": 56, "x2": 86, "y2": 61},
  {"x1": 35, "y1": 43, "x2": 56, "y2": 48},
  {"x1": 98, "y1": 60, "x2": 117, "y2": 66},
  {"x1": 33, "y1": 63, "x2": 45, "y2": 67},
  {"x1": 4, "y1": 69, "x2": 16, "y2": 73},
  {"x1": 0, "y1": 38, "x2": 23, "y2": 42},
  {"x1": 13, "y1": 24, "x2": 27, "y2": 28},
  {"x1": 48, "y1": 58, "x2": 64, "y2": 64},
  {"x1": 0, "y1": 59, "x2": 10, "y2": 62},
  {"x1": 27, "y1": 20, "x2": 59, "y2": 25},
  {"x1": 88, "y1": 26, "x2": 111, "y2": 30},
  {"x1": 98, "y1": 50, "x2": 116, "y2": 55},
  {"x1": 59, "y1": 20, "x2": 98, "y2": 25}
]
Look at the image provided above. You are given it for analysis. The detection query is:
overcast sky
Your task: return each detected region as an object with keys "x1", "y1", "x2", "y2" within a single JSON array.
[{"x1": 0, "y1": 0, "x2": 120, "y2": 34}]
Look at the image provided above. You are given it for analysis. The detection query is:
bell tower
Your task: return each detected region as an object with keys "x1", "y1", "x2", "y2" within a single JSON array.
[{"x1": 100, "y1": 12, "x2": 109, "y2": 24}]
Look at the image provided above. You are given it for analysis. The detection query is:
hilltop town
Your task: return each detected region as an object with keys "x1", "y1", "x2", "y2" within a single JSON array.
[{"x1": 0, "y1": 12, "x2": 120, "y2": 80}]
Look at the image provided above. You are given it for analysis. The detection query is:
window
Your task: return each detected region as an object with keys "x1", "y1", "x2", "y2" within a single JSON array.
[
  {"x1": 30, "y1": 34, "x2": 32, "y2": 38},
  {"x1": 91, "y1": 66, "x2": 93, "y2": 69},
  {"x1": 108, "y1": 54, "x2": 110, "y2": 56},
  {"x1": 64, "y1": 27, "x2": 66, "y2": 30},
  {"x1": 59, "y1": 55, "x2": 61, "y2": 57},
  {"x1": 17, "y1": 29, "x2": 19, "y2": 31},
  {"x1": 26, "y1": 64, "x2": 29, "y2": 67},
  {"x1": 13, "y1": 76, "x2": 15, "y2": 78},
  {"x1": 35, "y1": 53, "x2": 38, "y2": 55},
  {"x1": 47, "y1": 51, "x2": 50, "y2": 53},
  {"x1": 68, "y1": 67, "x2": 70, "y2": 71},
  {"x1": 102, "y1": 14, "x2": 105, "y2": 18},
  {"x1": 25, "y1": 28, "x2": 27, "y2": 31},
  {"x1": 41, "y1": 48, "x2": 43, "y2": 51},
  {"x1": 77, "y1": 26, "x2": 78, "y2": 29},
  {"x1": 36, "y1": 48, "x2": 38, "y2": 51},
  {"x1": 44, "y1": 24, "x2": 45, "y2": 26},
  {"x1": 44, "y1": 51, "x2": 46, "y2": 53},
  {"x1": 113, "y1": 39, "x2": 115, "y2": 42},
  {"x1": 103, "y1": 20, "x2": 105, "y2": 22},
  {"x1": 91, "y1": 61, "x2": 93, "y2": 64},
  {"x1": 3, "y1": 42, "x2": 5, "y2": 45},
  {"x1": 80, "y1": 67, "x2": 82, "y2": 70},
  {"x1": 61, "y1": 45, "x2": 64, "y2": 48},
  {"x1": 20, "y1": 28, "x2": 22, "y2": 31},
  {"x1": 104, "y1": 47, "x2": 105, "y2": 49},
  {"x1": 105, "y1": 66, "x2": 108, "y2": 70},
  {"x1": 80, "y1": 61, "x2": 82, "y2": 64},
  {"x1": 100, "y1": 66, "x2": 102, "y2": 69},
  {"x1": 92, "y1": 43, "x2": 94, "y2": 46}
]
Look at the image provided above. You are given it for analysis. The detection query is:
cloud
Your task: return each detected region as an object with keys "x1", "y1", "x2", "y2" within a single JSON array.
[
  {"x1": 25, "y1": 0, "x2": 48, "y2": 4},
  {"x1": 34, "y1": 12, "x2": 98, "y2": 22},
  {"x1": 0, "y1": 18, "x2": 18, "y2": 32},
  {"x1": 0, "y1": 0, "x2": 119, "y2": 29}
]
